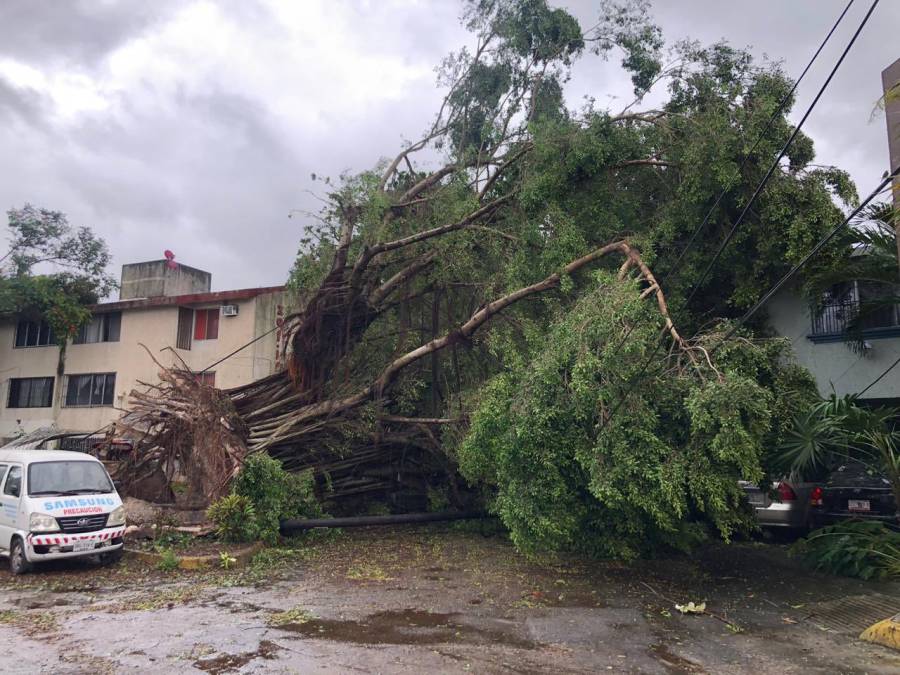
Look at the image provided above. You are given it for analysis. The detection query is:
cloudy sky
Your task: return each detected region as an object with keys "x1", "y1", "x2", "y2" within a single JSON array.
[{"x1": 0, "y1": 0, "x2": 897, "y2": 294}]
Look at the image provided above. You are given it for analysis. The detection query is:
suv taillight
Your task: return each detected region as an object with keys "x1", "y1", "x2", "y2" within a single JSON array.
[
  {"x1": 809, "y1": 486, "x2": 824, "y2": 506},
  {"x1": 777, "y1": 481, "x2": 797, "y2": 501}
]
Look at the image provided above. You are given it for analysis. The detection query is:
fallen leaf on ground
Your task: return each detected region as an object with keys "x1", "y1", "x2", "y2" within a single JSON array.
[{"x1": 675, "y1": 601, "x2": 706, "y2": 614}]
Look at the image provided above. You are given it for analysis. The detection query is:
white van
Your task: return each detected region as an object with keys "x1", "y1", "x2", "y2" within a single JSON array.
[{"x1": 0, "y1": 449, "x2": 127, "y2": 574}]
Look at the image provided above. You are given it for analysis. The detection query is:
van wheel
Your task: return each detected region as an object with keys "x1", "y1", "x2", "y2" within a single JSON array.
[
  {"x1": 100, "y1": 548, "x2": 123, "y2": 565},
  {"x1": 10, "y1": 538, "x2": 32, "y2": 575}
]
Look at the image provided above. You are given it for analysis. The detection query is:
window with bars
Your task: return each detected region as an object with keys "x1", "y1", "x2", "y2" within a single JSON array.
[
  {"x1": 73, "y1": 312, "x2": 122, "y2": 344},
  {"x1": 194, "y1": 308, "x2": 219, "y2": 340},
  {"x1": 7, "y1": 377, "x2": 54, "y2": 408},
  {"x1": 64, "y1": 373, "x2": 116, "y2": 407},
  {"x1": 811, "y1": 281, "x2": 900, "y2": 337},
  {"x1": 14, "y1": 319, "x2": 56, "y2": 348},
  {"x1": 177, "y1": 308, "x2": 193, "y2": 350}
]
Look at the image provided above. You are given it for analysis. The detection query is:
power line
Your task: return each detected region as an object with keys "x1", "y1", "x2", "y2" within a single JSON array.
[
  {"x1": 710, "y1": 165, "x2": 900, "y2": 352},
  {"x1": 685, "y1": 0, "x2": 879, "y2": 306},
  {"x1": 601, "y1": 0, "x2": 856, "y2": 363},
  {"x1": 859, "y1": 353, "x2": 900, "y2": 397},
  {"x1": 601, "y1": 167, "x2": 896, "y2": 433},
  {"x1": 598, "y1": 1, "x2": 881, "y2": 431}
]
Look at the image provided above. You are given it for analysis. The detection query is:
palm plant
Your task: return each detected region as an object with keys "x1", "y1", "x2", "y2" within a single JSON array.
[{"x1": 779, "y1": 394, "x2": 900, "y2": 516}]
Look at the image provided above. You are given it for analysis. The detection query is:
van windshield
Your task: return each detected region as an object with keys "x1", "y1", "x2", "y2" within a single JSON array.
[{"x1": 28, "y1": 461, "x2": 114, "y2": 496}]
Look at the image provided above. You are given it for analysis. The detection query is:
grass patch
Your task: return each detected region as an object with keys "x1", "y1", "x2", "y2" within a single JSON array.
[
  {"x1": 267, "y1": 606, "x2": 316, "y2": 626},
  {"x1": 0, "y1": 609, "x2": 58, "y2": 633},
  {"x1": 121, "y1": 586, "x2": 200, "y2": 612},
  {"x1": 346, "y1": 562, "x2": 391, "y2": 581}
]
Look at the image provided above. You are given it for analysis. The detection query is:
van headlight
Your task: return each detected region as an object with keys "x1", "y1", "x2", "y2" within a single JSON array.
[
  {"x1": 107, "y1": 506, "x2": 126, "y2": 527},
  {"x1": 29, "y1": 513, "x2": 59, "y2": 533}
]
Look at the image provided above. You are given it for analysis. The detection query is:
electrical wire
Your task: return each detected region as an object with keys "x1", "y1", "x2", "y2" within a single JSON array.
[
  {"x1": 600, "y1": 167, "x2": 896, "y2": 432},
  {"x1": 600, "y1": 0, "x2": 856, "y2": 362},
  {"x1": 598, "y1": 1, "x2": 882, "y2": 432},
  {"x1": 859, "y1": 353, "x2": 900, "y2": 397},
  {"x1": 710, "y1": 165, "x2": 900, "y2": 352},
  {"x1": 684, "y1": 0, "x2": 879, "y2": 305}
]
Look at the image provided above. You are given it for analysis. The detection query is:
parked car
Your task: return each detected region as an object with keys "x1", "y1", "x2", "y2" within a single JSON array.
[
  {"x1": 0, "y1": 449, "x2": 127, "y2": 574},
  {"x1": 740, "y1": 479, "x2": 817, "y2": 530},
  {"x1": 809, "y1": 462, "x2": 898, "y2": 529}
]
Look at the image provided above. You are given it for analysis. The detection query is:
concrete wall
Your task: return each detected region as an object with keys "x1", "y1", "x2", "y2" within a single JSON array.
[
  {"x1": 0, "y1": 292, "x2": 284, "y2": 438},
  {"x1": 119, "y1": 261, "x2": 211, "y2": 300},
  {"x1": 768, "y1": 290, "x2": 900, "y2": 400}
]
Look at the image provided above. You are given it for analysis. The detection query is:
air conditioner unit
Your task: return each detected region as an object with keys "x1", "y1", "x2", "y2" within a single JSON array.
[{"x1": 221, "y1": 304, "x2": 239, "y2": 317}]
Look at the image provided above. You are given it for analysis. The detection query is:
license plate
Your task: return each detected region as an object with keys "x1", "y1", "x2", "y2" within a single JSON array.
[
  {"x1": 848, "y1": 499, "x2": 870, "y2": 512},
  {"x1": 72, "y1": 540, "x2": 95, "y2": 552},
  {"x1": 748, "y1": 493, "x2": 766, "y2": 505}
]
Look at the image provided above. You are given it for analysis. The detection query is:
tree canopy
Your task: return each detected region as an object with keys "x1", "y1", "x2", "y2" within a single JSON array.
[{"x1": 1, "y1": 204, "x2": 116, "y2": 344}]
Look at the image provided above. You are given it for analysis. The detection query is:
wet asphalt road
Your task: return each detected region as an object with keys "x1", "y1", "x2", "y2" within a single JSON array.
[{"x1": 0, "y1": 525, "x2": 898, "y2": 673}]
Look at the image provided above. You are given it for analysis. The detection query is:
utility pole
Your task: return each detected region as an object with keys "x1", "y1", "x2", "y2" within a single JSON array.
[{"x1": 882, "y1": 58, "x2": 900, "y2": 267}]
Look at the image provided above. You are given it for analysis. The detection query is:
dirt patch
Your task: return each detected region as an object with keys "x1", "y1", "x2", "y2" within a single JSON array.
[
  {"x1": 193, "y1": 639, "x2": 280, "y2": 673},
  {"x1": 649, "y1": 643, "x2": 706, "y2": 673}
]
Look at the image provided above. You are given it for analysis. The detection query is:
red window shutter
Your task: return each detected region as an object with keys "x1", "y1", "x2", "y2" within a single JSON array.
[
  {"x1": 207, "y1": 308, "x2": 219, "y2": 339},
  {"x1": 194, "y1": 310, "x2": 206, "y2": 340}
]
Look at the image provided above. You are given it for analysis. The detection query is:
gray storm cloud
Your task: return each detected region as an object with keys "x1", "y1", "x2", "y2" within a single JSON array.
[{"x1": 0, "y1": 0, "x2": 896, "y2": 292}]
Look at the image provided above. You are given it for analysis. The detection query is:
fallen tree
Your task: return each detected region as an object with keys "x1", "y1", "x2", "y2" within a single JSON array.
[
  {"x1": 118, "y1": 238, "x2": 690, "y2": 504},
  {"x1": 119, "y1": 0, "x2": 848, "y2": 550}
]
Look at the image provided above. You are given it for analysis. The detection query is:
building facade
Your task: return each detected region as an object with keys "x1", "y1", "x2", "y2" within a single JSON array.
[
  {"x1": 768, "y1": 286, "x2": 900, "y2": 403},
  {"x1": 0, "y1": 260, "x2": 288, "y2": 440}
]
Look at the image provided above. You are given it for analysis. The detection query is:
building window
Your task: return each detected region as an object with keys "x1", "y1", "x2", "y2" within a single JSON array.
[
  {"x1": 73, "y1": 312, "x2": 121, "y2": 344},
  {"x1": 194, "y1": 308, "x2": 219, "y2": 341},
  {"x1": 196, "y1": 372, "x2": 216, "y2": 387},
  {"x1": 14, "y1": 319, "x2": 56, "y2": 348},
  {"x1": 177, "y1": 308, "x2": 193, "y2": 350},
  {"x1": 811, "y1": 281, "x2": 900, "y2": 339},
  {"x1": 64, "y1": 373, "x2": 116, "y2": 407},
  {"x1": 7, "y1": 377, "x2": 54, "y2": 408}
]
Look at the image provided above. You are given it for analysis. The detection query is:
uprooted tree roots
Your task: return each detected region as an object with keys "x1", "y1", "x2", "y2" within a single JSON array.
[{"x1": 116, "y1": 240, "x2": 700, "y2": 508}]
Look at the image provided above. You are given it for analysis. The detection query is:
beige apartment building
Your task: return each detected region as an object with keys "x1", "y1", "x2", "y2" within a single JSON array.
[{"x1": 0, "y1": 260, "x2": 289, "y2": 441}]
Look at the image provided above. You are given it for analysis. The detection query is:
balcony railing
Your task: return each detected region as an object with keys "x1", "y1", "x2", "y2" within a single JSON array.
[{"x1": 811, "y1": 298, "x2": 900, "y2": 337}]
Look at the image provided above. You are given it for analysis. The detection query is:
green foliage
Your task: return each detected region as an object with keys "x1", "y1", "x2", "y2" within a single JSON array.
[
  {"x1": 1, "y1": 204, "x2": 116, "y2": 342},
  {"x1": 793, "y1": 521, "x2": 900, "y2": 580},
  {"x1": 230, "y1": 454, "x2": 323, "y2": 544},
  {"x1": 777, "y1": 395, "x2": 900, "y2": 510},
  {"x1": 456, "y1": 273, "x2": 799, "y2": 558},
  {"x1": 156, "y1": 548, "x2": 180, "y2": 572},
  {"x1": 207, "y1": 494, "x2": 258, "y2": 543}
]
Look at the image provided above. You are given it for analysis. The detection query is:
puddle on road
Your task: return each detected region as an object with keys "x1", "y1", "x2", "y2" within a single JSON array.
[
  {"x1": 193, "y1": 639, "x2": 280, "y2": 674},
  {"x1": 275, "y1": 608, "x2": 537, "y2": 649}
]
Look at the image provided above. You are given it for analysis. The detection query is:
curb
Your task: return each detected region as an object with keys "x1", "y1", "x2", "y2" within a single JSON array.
[
  {"x1": 125, "y1": 541, "x2": 265, "y2": 570},
  {"x1": 860, "y1": 613, "x2": 900, "y2": 652}
]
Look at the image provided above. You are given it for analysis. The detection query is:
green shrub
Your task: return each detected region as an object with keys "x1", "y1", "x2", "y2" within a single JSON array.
[
  {"x1": 207, "y1": 494, "x2": 258, "y2": 543},
  {"x1": 229, "y1": 454, "x2": 323, "y2": 544},
  {"x1": 793, "y1": 521, "x2": 900, "y2": 580},
  {"x1": 156, "y1": 548, "x2": 180, "y2": 572}
]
